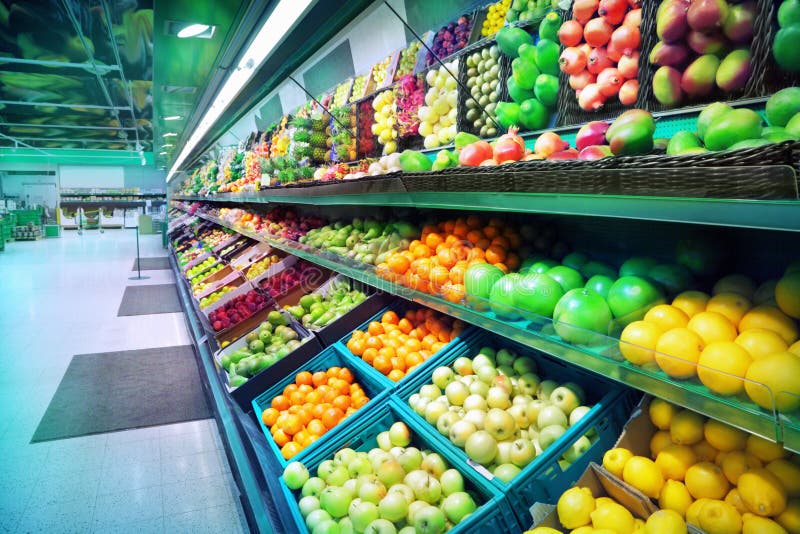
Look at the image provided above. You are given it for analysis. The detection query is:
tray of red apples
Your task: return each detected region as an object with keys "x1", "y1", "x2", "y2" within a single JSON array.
[{"x1": 206, "y1": 288, "x2": 270, "y2": 333}]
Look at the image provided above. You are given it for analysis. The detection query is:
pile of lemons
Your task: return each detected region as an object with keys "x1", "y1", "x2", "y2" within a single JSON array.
[{"x1": 481, "y1": 0, "x2": 511, "y2": 37}]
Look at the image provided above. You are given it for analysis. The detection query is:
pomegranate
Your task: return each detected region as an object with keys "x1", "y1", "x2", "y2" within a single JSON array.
[
  {"x1": 610, "y1": 25, "x2": 640, "y2": 56},
  {"x1": 599, "y1": 0, "x2": 628, "y2": 25},
  {"x1": 493, "y1": 127, "x2": 526, "y2": 163},
  {"x1": 558, "y1": 20, "x2": 584, "y2": 47},
  {"x1": 534, "y1": 131, "x2": 569, "y2": 157},
  {"x1": 569, "y1": 70, "x2": 596, "y2": 91},
  {"x1": 578, "y1": 83, "x2": 606, "y2": 111},
  {"x1": 584, "y1": 17, "x2": 613, "y2": 47},
  {"x1": 624, "y1": 8, "x2": 642, "y2": 27},
  {"x1": 560, "y1": 47, "x2": 588, "y2": 75},
  {"x1": 573, "y1": 0, "x2": 600, "y2": 24},
  {"x1": 618, "y1": 51, "x2": 639, "y2": 79},
  {"x1": 597, "y1": 68, "x2": 625, "y2": 97},
  {"x1": 618, "y1": 79, "x2": 639, "y2": 105},
  {"x1": 587, "y1": 47, "x2": 613, "y2": 75}
]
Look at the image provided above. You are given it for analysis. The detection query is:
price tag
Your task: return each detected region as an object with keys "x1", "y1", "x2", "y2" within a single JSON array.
[{"x1": 466, "y1": 459, "x2": 494, "y2": 480}]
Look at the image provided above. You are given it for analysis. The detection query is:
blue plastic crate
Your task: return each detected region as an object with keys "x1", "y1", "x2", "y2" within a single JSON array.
[
  {"x1": 251, "y1": 344, "x2": 392, "y2": 468},
  {"x1": 335, "y1": 300, "x2": 477, "y2": 392},
  {"x1": 278, "y1": 397, "x2": 519, "y2": 534},
  {"x1": 394, "y1": 329, "x2": 639, "y2": 530}
]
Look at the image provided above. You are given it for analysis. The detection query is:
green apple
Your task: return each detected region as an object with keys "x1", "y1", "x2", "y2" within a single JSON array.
[
  {"x1": 412, "y1": 504, "x2": 447, "y2": 534},
  {"x1": 388, "y1": 483, "x2": 414, "y2": 504},
  {"x1": 424, "y1": 401, "x2": 448, "y2": 425},
  {"x1": 507, "y1": 404, "x2": 530, "y2": 428},
  {"x1": 306, "y1": 509, "x2": 333, "y2": 531},
  {"x1": 302, "y1": 477, "x2": 327, "y2": 498},
  {"x1": 465, "y1": 430, "x2": 498, "y2": 464},
  {"x1": 439, "y1": 468, "x2": 465, "y2": 496},
  {"x1": 298, "y1": 495, "x2": 321, "y2": 518},
  {"x1": 359, "y1": 479, "x2": 387, "y2": 504},
  {"x1": 420, "y1": 453, "x2": 447, "y2": 478},
  {"x1": 553, "y1": 288, "x2": 614, "y2": 345},
  {"x1": 619, "y1": 256, "x2": 658, "y2": 277},
  {"x1": 538, "y1": 424, "x2": 566, "y2": 449},
  {"x1": 378, "y1": 492, "x2": 408, "y2": 522},
  {"x1": 326, "y1": 465, "x2": 350, "y2": 487},
  {"x1": 444, "y1": 381, "x2": 469, "y2": 406},
  {"x1": 607, "y1": 275, "x2": 665, "y2": 325},
  {"x1": 493, "y1": 463, "x2": 522, "y2": 483},
  {"x1": 584, "y1": 274, "x2": 615, "y2": 299},
  {"x1": 490, "y1": 274, "x2": 523, "y2": 320},
  {"x1": 320, "y1": 486, "x2": 352, "y2": 518},
  {"x1": 510, "y1": 438, "x2": 537, "y2": 468},
  {"x1": 441, "y1": 491, "x2": 477, "y2": 524},
  {"x1": 436, "y1": 411, "x2": 460, "y2": 436},
  {"x1": 397, "y1": 447, "x2": 423, "y2": 472},
  {"x1": 496, "y1": 348, "x2": 516, "y2": 367},
  {"x1": 513, "y1": 356, "x2": 537, "y2": 376},
  {"x1": 581, "y1": 260, "x2": 616, "y2": 279},
  {"x1": 562, "y1": 435, "x2": 592, "y2": 463},
  {"x1": 431, "y1": 366, "x2": 454, "y2": 390},
  {"x1": 562, "y1": 251, "x2": 589, "y2": 271},
  {"x1": 546, "y1": 265, "x2": 585, "y2": 292},
  {"x1": 569, "y1": 405, "x2": 592, "y2": 426},
  {"x1": 517, "y1": 373, "x2": 540, "y2": 396},
  {"x1": 514, "y1": 272, "x2": 565, "y2": 319},
  {"x1": 448, "y1": 420, "x2": 477, "y2": 448},
  {"x1": 463, "y1": 409, "x2": 486, "y2": 430},
  {"x1": 537, "y1": 405, "x2": 567, "y2": 429},
  {"x1": 349, "y1": 499, "x2": 380, "y2": 532},
  {"x1": 376, "y1": 431, "x2": 392, "y2": 451},
  {"x1": 452, "y1": 357, "x2": 473, "y2": 376},
  {"x1": 536, "y1": 380, "x2": 558, "y2": 400},
  {"x1": 550, "y1": 386, "x2": 581, "y2": 415},
  {"x1": 283, "y1": 461, "x2": 310, "y2": 490}
]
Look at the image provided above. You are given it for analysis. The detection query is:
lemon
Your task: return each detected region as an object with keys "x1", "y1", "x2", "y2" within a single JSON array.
[
  {"x1": 656, "y1": 444, "x2": 697, "y2": 481},
  {"x1": 673, "y1": 291, "x2": 710, "y2": 318},
  {"x1": 726, "y1": 488, "x2": 749, "y2": 514},
  {"x1": 568, "y1": 527, "x2": 594, "y2": 534},
  {"x1": 685, "y1": 462, "x2": 730, "y2": 500},
  {"x1": 686, "y1": 498, "x2": 713, "y2": 527},
  {"x1": 633, "y1": 517, "x2": 646, "y2": 533},
  {"x1": 698, "y1": 499, "x2": 742, "y2": 534},
  {"x1": 645, "y1": 509, "x2": 687, "y2": 534},
  {"x1": 721, "y1": 450, "x2": 763, "y2": 485},
  {"x1": 746, "y1": 434, "x2": 788, "y2": 463},
  {"x1": 557, "y1": 486, "x2": 595, "y2": 529},
  {"x1": 693, "y1": 440, "x2": 721, "y2": 463},
  {"x1": 738, "y1": 468, "x2": 788, "y2": 517},
  {"x1": 713, "y1": 274, "x2": 756, "y2": 300},
  {"x1": 745, "y1": 351, "x2": 800, "y2": 412},
  {"x1": 649, "y1": 398, "x2": 678, "y2": 430},
  {"x1": 743, "y1": 514, "x2": 789, "y2": 534},
  {"x1": 595, "y1": 497, "x2": 617, "y2": 509},
  {"x1": 651, "y1": 430, "x2": 675, "y2": 458},
  {"x1": 655, "y1": 328, "x2": 704, "y2": 378},
  {"x1": 697, "y1": 341, "x2": 753, "y2": 395},
  {"x1": 620, "y1": 321, "x2": 664, "y2": 365},
  {"x1": 739, "y1": 305, "x2": 799, "y2": 345},
  {"x1": 590, "y1": 500, "x2": 635, "y2": 533},
  {"x1": 735, "y1": 329, "x2": 789, "y2": 360},
  {"x1": 645, "y1": 304, "x2": 690, "y2": 331},
  {"x1": 688, "y1": 311, "x2": 738, "y2": 345},
  {"x1": 790, "y1": 340, "x2": 800, "y2": 356},
  {"x1": 704, "y1": 418, "x2": 748, "y2": 452},
  {"x1": 526, "y1": 528, "x2": 562, "y2": 534},
  {"x1": 659, "y1": 479, "x2": 694, "y2": 517},
  {"x1": 767, "y1": 459, "x2": 800, "y2": 497},
  {"x1": 706, "y1": 292, "x2": 752, "y2": 327},
  {"x1": 670, "y1": 410, "x2": 705, "y2": 445},
  {"x1": 603, "y1": 447, "x2": 634, "y2": 479},
  {"x1": 776, "y1": 498, "x2": 800, "y2": 533},
  {"x1": 623, "y1": 456, "x2": 665, "y2": 499}
]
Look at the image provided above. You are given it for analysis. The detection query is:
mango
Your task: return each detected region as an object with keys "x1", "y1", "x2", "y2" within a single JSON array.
[
  {"x1": 723, "y1": 1, "x2": 755, "y2": 44},
  {"x1": 507, "y1": 76, "x2": 535, "y2": 104},
  {"x1": 681, "y1": 55, "x2": 720, "y2": 98},
  {"x1": 495, "y1": 101, "x2": 521, "y2": 129},
  {"x1": 607, "y1": 109, "x2": 656, "y2": 142},
  {"x1": 534, "y1": 74, "x2": 559, "y2": 107},
  {"x1": 519, "y1": 98, "x2": 549, "y2": 130},
  {"x1": 496, "y1": 26, "x2": 533, "y2": 58},
  {"x1": 512, "y1": 57, "x2": 540, "y2": 90},
  {"x1": 687, "y1": 30, "x2": 727, "y2": 56},
  {"x1": 704, "y1": 108, "x2": 763, "y2": 151},
  {"x1": 657, "y1": 0, "x2": 690, "y2": 42},
  {"x1": 399, "y1": 150, "x2": 432, "y2": 172},
  {"x1": 697, "y1": 102, "x2": 732, "y2": 141},
  {"x1": 766, "y1": 87, "x2": 800, "y2": 127},
  {"x1": 667, "y1": 131, "x2": 703, "y2": 155},
  {"x1": 716, "y1": 49, "x2": 751, "y2": 92},
  {"x1": 653, "y1": 66, "x2": 683, "y2": 107},
  {"x1": 535, "y1": 39, "x2": 561, "y2": 77},
  {"x1": 774, "y1": 26, "x2": 800, "y2": 74},
  {"x1": 518, "y1": 43, "x2": 537, "y2": 65},
  {"x1": 778, "y1": 0, "x2": 800, "y2": 28},
  {"x1": 608, "y1": 122, "x2": 655, "y2": 156},
  {"x1": 728, "y1": 138, "x2": 773, "y2": 150},
  {"x1": 762, "y1": 127, "x2": 799, "y2": 143},
  {"x1": 649, "y1": 41, "x2": 691, "y2": 68},
  {"x1": 687, "y1": 0, "x2": 729, "y2": 33},
  {"x1": 539, "y1": 11, "x2": 562, "y2": 42},
  {"x1": 786, "y1": 112, "x2": 800, "y2": 137}
]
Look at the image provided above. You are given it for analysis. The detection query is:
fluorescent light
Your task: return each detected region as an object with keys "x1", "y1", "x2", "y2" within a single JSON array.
[
  {"x1": 167, "y1": 0, "x2": 315, "y2": 182},
  {"x1": 163, "y1": 132, "x2": 178, "y2": 137},
  {"x1": 177, "y1": 24, "x2": 210, "y2": 38},
  {"x1": 164, "y1": 115, "x2": 183, "y2": 121},
  {"x1": 159, "y1": 151, "x2": 167, "y2": 155},
  {"x1": 162, "y1": 144, "x2": 174, "y2": 148}
]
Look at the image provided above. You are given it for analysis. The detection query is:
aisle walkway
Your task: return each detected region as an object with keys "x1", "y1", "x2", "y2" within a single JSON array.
[{"x1": 0, "y1": 229, "x2": 249, "y2": 533}]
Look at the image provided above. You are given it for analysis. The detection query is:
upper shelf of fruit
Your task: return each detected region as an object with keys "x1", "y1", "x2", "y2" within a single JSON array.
[{"x1": 174, "y1": 0, "x2": 800, "y2": 214}]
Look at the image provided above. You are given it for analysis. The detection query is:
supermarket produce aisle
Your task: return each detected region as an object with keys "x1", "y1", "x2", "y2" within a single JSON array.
[{"x1": 0, "y1": 230, "x2": 248, "y2": 533}]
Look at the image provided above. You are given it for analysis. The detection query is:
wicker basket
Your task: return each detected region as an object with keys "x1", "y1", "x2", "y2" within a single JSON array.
[
  {"x1": 457, "y1": 39, "x2": 511, "y2": 137},
  {"x1": 636, "y1": 0, "x2": 771, "y2": 114},
  {"x1": 758, "y1": 0, "x2": 800, "y2": 94}
]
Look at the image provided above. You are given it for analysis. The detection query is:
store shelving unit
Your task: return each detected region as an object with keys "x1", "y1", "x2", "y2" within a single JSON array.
[{"x1": 170, "y1": 197, "x2": 799, "y2": 453}]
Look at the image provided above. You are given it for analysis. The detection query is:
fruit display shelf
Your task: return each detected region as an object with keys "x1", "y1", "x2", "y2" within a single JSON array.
[
  {"x1": 172, "y1": 204, "x2": 800, "y2": 451},
  {"x1": 252, "y1": 344, "x2": 391, "y2": 468},
  {"x1": 277, "y1": 397, "x2": 520, "y2": 534}
]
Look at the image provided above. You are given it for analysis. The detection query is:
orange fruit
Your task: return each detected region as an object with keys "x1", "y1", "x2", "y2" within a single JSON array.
[
  {"x1": 412, "y1": 243, "x2": 432, "y2": 258},
  {"x1": 714, "y1": 274, "x2": 757, "y2": 300},
  {"x1": 734, "y1": 329, "x2": 788, "y2": 360},
  {"x1": 273, "y1": 429, "x2": 290, "y2": 447},
  {"x1": 645, "y1": 304, "x2": 690, "y2": 331},
  {"x1": 398, "y1": 318, "x2": 413, "y2": 334},
  {"x1": 312, "y1": 371, "x2": 328, "y2": 387},
  {"x1": 282, "y1": 414, "x2": 303, "y2": 435},
  {"x1": 620, "y1": 320, "x2": 664, "y2": 366},
  {"x1": 425, "y1": 232, "x2": 444, "y2": 249},
  {"x1": 697, "y1": 341, "x2": 753, "y2": 396},
  {"x1": 437, "y1": 248, "x2": 457, "y2": 269},
  {"x1": 261, "y1": 408, "x2": 279, "y2": 427},
  {"x1": 673, "y1": 291, "x2": 711, "y2": 318},
  {"x1": 272, "y1": 395, "x2": 290, "y2": 411},
  {"x1": 365, "y1": 336, "x2": 383, "y2": 350},
  {"x1": 296, "y1": 371, "x2": 313, "y2": 386},
  {"x1": 655, "y1": 328, "x2": 704, "y2": 378},
  {"x1": 368, "y1": 321, "x2": 385, "y2": 336},
  {"x1": 466, "y1": 229, "x2": 483, "y2": 244},
  {"x1": 338, "y1": 367, "x2": 353, "y2": 383},
  {"x1": 485, "y1": 245, "x2": 507, "y2": 265},
  {"x1": 444, "y1": 284, "x2": 466, "y2": 303},
  {"x1": 281, "y1": 441, "x2": 301, "y2": 459},
  {"x1": 382, "y1": 310, "x2": 399, "y2": 324},
  {"x1": 322, "y1": 407, "x2": 345, "y2": 429},
  {"x1": 739, "y1": 305, "x2": 799, "y2": 344},
  {"x1": 388, "y1": 369, "x2": 405, "y2": 381},
  {"x1": 429, "y1": 265, "x2": 450, "y2": 287},
  {"x1": 687, "y1": 311, "x2": 738, "y2": 344},
  {"x1": 361, "y1": 347, "x2": 378, "y2": 364},
  {"x1": 307, "y1": 419, "x2": 326, "y2": 436},
  {"x1": 388, "y1": 254, "x2": 410, "y2": 274},
  {"x1": 706, "y1": 292, "x2": 753, "y2": 327},
  {"x1": 373, "y1": 355, "x2": 393, "y2": 375}
]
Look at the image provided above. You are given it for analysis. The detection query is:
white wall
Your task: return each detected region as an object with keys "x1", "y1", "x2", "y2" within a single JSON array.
[
  {"x1": 59, "y1": 166, "x2": 125, "y2": 188},
  {"x1": 1, "y1": 173, "x2": 59, "y2": 209}
]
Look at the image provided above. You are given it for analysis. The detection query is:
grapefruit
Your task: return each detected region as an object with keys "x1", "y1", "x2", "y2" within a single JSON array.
[
  {"x1": 739, "y1": 306, "x2": 799, "y2": 345},
  {"x1": 745, "y1": 351, "x2": 800, "y2": 412},
  {"x1": 645, "y1": 304, "x2": 690, "y2": 331},
  {"x1": 656, "y1": 328, "x2": 704, "y2": 378},
  {"x1": 697, "y1": 341, "x2": 753, "y2": 395},
  {"x1": 673, "y1": 290, "x2": 710, "y2": 318},
  {"x1": 735, "y1": 329, "x2": 789, "y2": 360},
  {"x1": 706, "y1": 292, "x2": 752, "y2": 327},
  {"x1": 619, "y1": 321, "x2": 663, "y2": 365},
  {"x1": 687, "y1": 311, "x2": 738, "y2": 345}
]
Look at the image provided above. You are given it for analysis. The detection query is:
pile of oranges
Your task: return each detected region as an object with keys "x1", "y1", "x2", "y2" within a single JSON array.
[
  {"x1": 260, "y1": 366, "x2": 369, "y2": 459},
  {"x1": 344, "y1": 309, "x2": 466, "y2": 381},
  {"x1": 376, "y1": 216, "x2": 522, "y2": 303}
]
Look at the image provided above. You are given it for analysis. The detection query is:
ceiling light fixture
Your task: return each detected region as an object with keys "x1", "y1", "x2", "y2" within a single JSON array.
[
  {"x1": 166, "y1": 0, "x2": 315, "y2": 182},
  {"x1": 177, "y1": 23, "x2": 211, "y2": 39},
  {"x1": 164, "y1": 115, "x2": 183, "y2": 121},
  {"x1": 163, "y1": 132, "x2": 178, "y2": 137},
  {"x1": 163, "y1": 144, "x2": 174, "y2": 148},
  {"x1": 159, "y1": 151, "x2": 167, "y2": 155}
]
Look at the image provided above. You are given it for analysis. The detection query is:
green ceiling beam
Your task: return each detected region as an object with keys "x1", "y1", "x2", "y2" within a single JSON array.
[{"x1": 0, "y1": 148, "x2": 154, "y2": 166}]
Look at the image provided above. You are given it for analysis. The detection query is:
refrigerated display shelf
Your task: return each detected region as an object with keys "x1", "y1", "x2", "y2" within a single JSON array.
[
  {"x1": 174, "y1": 204, "x2": 797, "y2": 452},
  {"x1": 173, "y1": 190, "x2": 800, "y2": 233}
]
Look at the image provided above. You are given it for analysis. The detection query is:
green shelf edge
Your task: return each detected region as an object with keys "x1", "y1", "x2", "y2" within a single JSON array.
[
  {"x1": 173, "y1": 193, "x2": 800, "y2": 233},
  {"x1": 175, "y1": 205, "x2": 798, "y2": 452}
]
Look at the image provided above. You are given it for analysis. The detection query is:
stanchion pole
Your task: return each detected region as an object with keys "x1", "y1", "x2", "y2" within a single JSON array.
[{"x1": 129, "y1": 224, "x2": 150, "y2": 281}]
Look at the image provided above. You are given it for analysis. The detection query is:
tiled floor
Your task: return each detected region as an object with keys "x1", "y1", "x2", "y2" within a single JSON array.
[{"x1": 0, "y1": 229, "x2": 249, "y2": 533}]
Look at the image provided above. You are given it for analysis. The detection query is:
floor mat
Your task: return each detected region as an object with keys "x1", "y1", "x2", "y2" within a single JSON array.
[
  {"x1": 32, "y1": 346, "x2": 212, "y2": 442},
  {"x1": 117, "y1": 284, "x2": 182, "y2": 316},
  {"x1": 132, "y1": 256, "x2": 171, "y2": 271}
]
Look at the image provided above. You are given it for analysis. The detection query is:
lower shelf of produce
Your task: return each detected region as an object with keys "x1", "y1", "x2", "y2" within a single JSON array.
[{"x1": 177, "y1": 205, "x2": 798, "y2": 453}]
